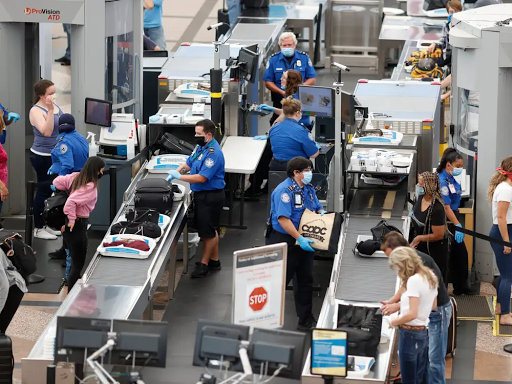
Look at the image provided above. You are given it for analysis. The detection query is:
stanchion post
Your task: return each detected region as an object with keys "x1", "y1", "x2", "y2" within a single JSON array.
[
  {"x1": 46, "y1": 365, "x2": 56, "y2": 384},
  {"x1": 25, "y1": 181, "x2": 44, "y2": 284},
  {"x1": 109, "y1": 166, "x2": 118, "y2": 223}
]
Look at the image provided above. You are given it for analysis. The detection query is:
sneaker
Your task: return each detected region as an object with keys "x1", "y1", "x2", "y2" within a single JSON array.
[
  {"x1": 55, "y1": 56, "x2": 68, "y2": 63},
  {"x1": 195, "y1": 260, "x2": 221, "y2": 271},
  {"x1": 34, "y1": 228, "x2": 57, "y2": 240},
  {"x1": 87, "y1": 224, "x2": 91, "y2": 230},
  {"x1": 191, "y1": 263, "x2": 210, "y2": 278},
  {"x1": 60, "y1": 58, "x2": 71, "y2": 66},
  {"x1": 49, "y1": 247, "x2": 66, "y2": 260},
  {"x1": 297, "y1": 316, "x2": 317, "y2": 332},
  {"x1": 45, "y1": 227, "x2": 62, "y2": 237}
]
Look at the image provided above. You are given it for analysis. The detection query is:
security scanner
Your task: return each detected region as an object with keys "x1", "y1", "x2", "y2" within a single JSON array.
[{"x1": 193, "y1": 320, "x2": 307, "y2": 383}]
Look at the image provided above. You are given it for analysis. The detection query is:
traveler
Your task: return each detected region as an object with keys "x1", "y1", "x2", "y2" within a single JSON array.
[
  {"x1": 428, "y1": 0, "x2": 462, "y2": 68},
  {"x1": 265, "y1": 156, "x2": 325, "y2": 331},
  {"x1": 29, "y1": 80, "x2": 63, "y2": 240},
  {"x1": 387, "y1": 246, "x2": 438, "y2": 384},
  {"x1": 381, "y1": 232, "x2": 452, "y2": 384},
  {"x1": 487, "y1": 156, "x2": 512, "y2": 325},
  {"x1": 55, "y1": 24, "x2": 71, "y2": 66},
  {"x1": 144, "y1": 0, "x2": 166, "y2": 50},
  {"x1": 411, "y1": 171, "x2": 450, "y2": 281},
  {"x1": 52, "y1": 156, "x2": 105, "y2": 292},
  {"x1": 47, "y1": 114, "x2": 89, "y2": 286},
  {"x1": 167, "y1": 120, "x2": 226, "y2": 278},
  {"x1": 263, "y1": 32, "x2": 316, "y2": 125},
  {"x1": 437, "y1": 148, "x2": 477, "y2": 295},
  {"x1": 0, "y1": 249, "x2": 27, "y2": 333}
]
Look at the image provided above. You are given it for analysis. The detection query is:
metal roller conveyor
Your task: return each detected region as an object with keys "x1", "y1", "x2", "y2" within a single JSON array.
[{"x1": 21, "y1": 161, "x2": 190, "y2": 382}]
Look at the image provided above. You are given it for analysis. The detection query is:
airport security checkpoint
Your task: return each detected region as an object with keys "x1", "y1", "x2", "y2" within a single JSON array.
[{"x1": 1, "y1": 0, "x2": 512, "y2": 383}]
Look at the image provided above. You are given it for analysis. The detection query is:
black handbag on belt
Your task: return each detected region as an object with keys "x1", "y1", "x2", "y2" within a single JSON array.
[
  {"x1": 134, "y1": 179, "x2": 174, "y2": 214},
  {"x1": 110, "y1": 221, "x2": 162, "y2": 239}
]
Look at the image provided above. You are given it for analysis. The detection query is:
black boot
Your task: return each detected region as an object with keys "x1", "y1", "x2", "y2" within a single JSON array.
[{"x1": 49, "y1": 246, "x2": 67, "y2": 260}]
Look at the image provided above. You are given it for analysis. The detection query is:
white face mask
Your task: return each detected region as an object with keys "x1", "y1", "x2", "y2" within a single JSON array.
[{"x1": 52, "y1": 94, "x2": 57, "y2": 102}]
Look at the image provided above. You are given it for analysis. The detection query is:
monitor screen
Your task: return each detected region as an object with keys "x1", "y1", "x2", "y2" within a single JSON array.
[
  {"x1": 340, "y1": 91, "x2": 356, "y2": 126},
  {"x1": 311, "y1": 329, "x2": 348, "y2": 377},
  {"x1": 85, "y1": 98, "x2": 112, "y2": 127},
  {"x1": 238, "y1": 46, "x2": 259, "y2": 83},
  {"x1": 298, "y1": 86, "x2": 334, "y2": 118}
]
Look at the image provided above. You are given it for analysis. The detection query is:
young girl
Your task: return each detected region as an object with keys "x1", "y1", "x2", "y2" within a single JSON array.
[
  {"x1": 52, "y1": 156, "x2": 105, "y2": 292},
  {"x1": 388, "y1": 247, "x2": 438, "y2": 384}
]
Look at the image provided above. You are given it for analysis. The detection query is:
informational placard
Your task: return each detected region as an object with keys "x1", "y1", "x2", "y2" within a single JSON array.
[
  {"x1": 311, "y1": 329, "x2": 348, "y2": 377},
  {"x1": 232, "y1": 243, "x2": 287, "y2": 329}
]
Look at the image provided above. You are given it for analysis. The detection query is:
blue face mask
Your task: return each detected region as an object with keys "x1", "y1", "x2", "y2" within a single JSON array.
[
  {"x1": 447, "y1": 14, "x2": 452, "y2": 23},
  {"x1": 303, "y1": 171, "x2": 313, "y2": 184},
  {"x1": 416, "y1": 185, "x2": 425, "y2": 196},
  {"x1": 281, "y1": 48, "x2": 295, "y2": 57},
  {"x1": 451, "y1": 167, "x2": 463, "y2": 176}
]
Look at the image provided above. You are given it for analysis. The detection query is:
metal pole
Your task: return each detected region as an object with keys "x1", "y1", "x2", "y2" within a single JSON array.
[
  {"x1": 333, "y1": 79, "x2": 343, "y2": 213},
  {"x1": 211, "y1": 43, "x2": 223, "y2": 129},
  {"x1": 46, "y1": 365, "x2": 56, "y2": 384},
  {"x1": 109, "y1": 167, "x2": 118, "y2": 223},
  {"x1": 25, "y1": 181, "x2": 44, "y2": 284}
]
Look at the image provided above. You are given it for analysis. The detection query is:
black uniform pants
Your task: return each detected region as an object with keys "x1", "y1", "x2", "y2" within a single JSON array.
[
  {"x1": 63, "y1": 218, "x2": 89, "y2": 292},
  {"x1": 417, "y1": 238, "x2": 449, "y2": 285},
  {"x1": 0, "y1": 285, "x2": 24, "y2": 333},
  {"x1": 269, "y1": 158, "x2": 288, "y2": 172},
  {"x1": 448, "y1": 220, "x2": 470, "y2": 293},
  {"x1": 265, "y1": 229, "x2": 315, "y2": 324}
]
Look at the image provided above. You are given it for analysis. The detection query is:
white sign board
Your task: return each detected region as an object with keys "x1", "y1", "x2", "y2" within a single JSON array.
[{"x1": 232, "y1": 243, "x2": 287, "y2": 329}]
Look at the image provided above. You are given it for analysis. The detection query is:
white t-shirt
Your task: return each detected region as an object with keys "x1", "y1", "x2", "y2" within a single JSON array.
[
  {"x1": 400, "y1": 273, "x2": 437, "y2": 327},
  {"x1": 492, "y1": 182, "x2": 512, "y2": 225}
]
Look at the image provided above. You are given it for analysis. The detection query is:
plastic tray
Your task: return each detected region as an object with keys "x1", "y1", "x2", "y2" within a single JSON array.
[
  {"x1": 354, "y1": 235, "x2": 387, "y2": 258},
  {"x1": 147, "y1": 154, "x2": 189, "y2": 173},
  {"x1": 347, "y1": 356, "x2": 375, "y2": 378},
  {"x1": 98, "y1": 234, "x2": 156, "y2": 259}
]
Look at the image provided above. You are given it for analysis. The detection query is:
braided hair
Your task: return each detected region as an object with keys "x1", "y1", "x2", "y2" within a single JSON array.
[{"x1": 419, "y1": 171, "x2": 449, "y2": 238}]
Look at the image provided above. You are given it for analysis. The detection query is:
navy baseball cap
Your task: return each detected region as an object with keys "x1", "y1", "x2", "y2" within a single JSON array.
[{"x1": 58, "y1": 113, "x2": 75, "y2": 133}]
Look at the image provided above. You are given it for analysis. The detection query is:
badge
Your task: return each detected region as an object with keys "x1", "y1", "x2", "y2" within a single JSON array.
[
  {"x1": 281, "y1": 193, "x2": 290, "y2": 203},
  {"x1": 60, "y1": 143, "x2": 68, "y2": 154},
  {"x1": 297, "y1": 60, "x2": 302, "y2": 67},
  {"x1": 308, "y1": 132, "x2": 314, "y2": 141},
  {"x1": 205, "y1": 158, "x2": 214, "y2": 168},
  {"x1": 441, "y1": 186, "x2": 449, "y2": 196},
  {"x1": 449, "y1": 184, "x2": 456, "y2": 194}
]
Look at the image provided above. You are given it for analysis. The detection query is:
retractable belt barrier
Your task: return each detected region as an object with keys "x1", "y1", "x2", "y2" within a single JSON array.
[{"x1": 451, "y1": 225, "x2": 512, "y2": 248}]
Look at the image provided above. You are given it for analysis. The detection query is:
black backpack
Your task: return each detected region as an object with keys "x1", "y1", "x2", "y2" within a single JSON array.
[
  {"x1": 0, "y1": 230, "x2": 36, "y2": 281},
  {"x1": 43, "y1": 189, "x2": 70, "y2": 231}
]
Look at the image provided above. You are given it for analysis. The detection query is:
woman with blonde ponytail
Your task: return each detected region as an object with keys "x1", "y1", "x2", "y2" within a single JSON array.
[
  {"x1": 388, "y1": 247, "x2": 438, "y2": 384},
  {"x1": 488, "y1": 156, "x2": 512, "y2": 325}
]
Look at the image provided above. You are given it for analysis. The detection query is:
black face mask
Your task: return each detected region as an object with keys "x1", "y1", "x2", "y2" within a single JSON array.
[
  {"x1": 195, "y1": 136, "x2": 206, "y2": 147},
  {"x1": 98, "y1": 172, "x2": 103, "y2": 180}
]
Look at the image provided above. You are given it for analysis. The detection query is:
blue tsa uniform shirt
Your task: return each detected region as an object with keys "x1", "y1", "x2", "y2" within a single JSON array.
[
  {"x1": 439, "y1": 169, "x2": 462, "y2": 210},
  {"x1": 270, "y1": 178, "x2": 323, "y2": 235},
  {"x1": 51, "y1": 131, "x2": 89, "y2": 176},
  {"x1": 186, "y1": 139, "x2": 226, "y2": 192},
  {"x1": 270, "y1": 118, "x2": 318, "y2": 161},
  {"x1": 263, "y1": 51, "x2": 317, "y2": 103}
]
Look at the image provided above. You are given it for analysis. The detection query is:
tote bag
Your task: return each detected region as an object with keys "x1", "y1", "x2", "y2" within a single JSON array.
[{"x1": 296, "y1": 209, "x2": 343, "y2": 253}]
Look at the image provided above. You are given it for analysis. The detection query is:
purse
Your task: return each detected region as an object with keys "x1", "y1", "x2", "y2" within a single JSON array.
[
  {"x1": 371, "y1": 220, "x2": 402, "y2": 243},
  {"x1": 296, "y1": 209, "x2": 344, "y2": 254},
  {"x1": 125, "y1": 208, "x2": 160, "y2": 224},
  {"x1": 110, "y1": 221, "x2": 162, "y2": 239}
]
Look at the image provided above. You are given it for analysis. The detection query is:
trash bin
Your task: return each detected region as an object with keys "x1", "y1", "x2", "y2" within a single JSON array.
[{"x1": 177, "y1": 232, "x2": 200, "y2": 261}]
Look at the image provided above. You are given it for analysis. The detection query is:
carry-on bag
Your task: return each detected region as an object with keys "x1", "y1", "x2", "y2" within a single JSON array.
[
  {"x1": 134, "y1": 179, "x2": 174, "y2": 214},
  {"x1": 110, "y1": 221, "x2": 162, "y2": 239},
  {"x1": 0, "y1": 333, "x2": 14, "y2": 384},
  {"x1": 371, "y1": 220, "x2": 402, "y2": 243},
  {"x1": 446, "y1": 296, "x2": 457, "y2": 357},
  {"x1": 43, "y1": 189, "x2": 71, "y2": 231},
  {"x1": 0, "y1": 230, "x2": 36, "y2": 281},
  {"x1": 296, "y1": 209, "x2": 343, "y2": 254}
]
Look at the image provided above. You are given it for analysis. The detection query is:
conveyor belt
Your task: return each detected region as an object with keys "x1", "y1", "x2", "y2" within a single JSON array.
[{"x1": 335, "y1": 216, "x2": 405, "y2": 303}]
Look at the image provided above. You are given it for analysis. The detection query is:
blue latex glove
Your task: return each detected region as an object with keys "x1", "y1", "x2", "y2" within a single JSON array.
[
  {"x1": 297, "y1": 236, "x2": 315, "y2": 252},
  {"x1": 258, "y1": 104, "x2": 275, "y2": 112},
  {"x1": 50, "y1": 185, "x2": 56, "y2": 192},
  {"x1": 47, "y1": 164, "x2": 57, "y2": 175},
  {"x1": 7, "y1": 112, "x2": 20, "y2": 123},
  {"x1": 316, "y1": 142, "x2": 321, "y2": 150},
  {"x1": 166, "y1": 170, "x2": 181, "y2": 182},
  {"x1": 149, "y1": 115, "x2": 161, "y2": 123},
  {"x1": 253, "y1": 135, "x2": 269, "y2": 140},
  {"x1": 410, "y1": 210, "x2": 413, "y2": 217},
  {"x1": 455, "y1": 224, "x2": 465, "y2": 243},
  {"x1": 320, "y1": 210, "x2": 327, "y2": 216}
]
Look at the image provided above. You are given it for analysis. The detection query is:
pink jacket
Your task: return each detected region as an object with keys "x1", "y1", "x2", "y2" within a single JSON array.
[{"x1": 53, "y1": 173, "x2": 98, "y2": 225}]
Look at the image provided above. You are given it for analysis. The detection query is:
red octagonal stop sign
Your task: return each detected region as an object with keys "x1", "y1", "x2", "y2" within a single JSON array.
[{"x1": 249, "y1": 287, "x2": 268, "y2": 311}]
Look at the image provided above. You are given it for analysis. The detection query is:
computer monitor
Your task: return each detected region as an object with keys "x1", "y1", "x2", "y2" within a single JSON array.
[
  {"x1": 193, "y1": 320, "x2": 250, "y2": 371},
  {"x1": 341, "y1": 91, "x2": 356, "y2": 126},
  {"x1": 238, "y1": 45, "x2": 259, "y2": 83},
  {"x1": 298, "y1": 86, "x2": 335, "y2": 118},
  {"x1": 85, "y1": 97, "x2": 113, "y2": 127},
  {"x1": 311, "y1": 329, "x2": 348, "y2": 377},
  {"x1": 249, "y1": 328, "x2": 306, "y2": 380}
]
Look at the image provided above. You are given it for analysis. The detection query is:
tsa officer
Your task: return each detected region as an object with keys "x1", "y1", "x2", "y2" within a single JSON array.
[
  {"x1": 437, "y1": 148, "x2": 477, "y2": 295},
  {"x1": 263, "y1": 32, "x2": 317, "y2": 125},
  {"x1": 167, "y1": 120, "x2": 225, "y2": 279},
  {"x1": 0, "y1": 103, "x2": 20, "y2": 144},
  {"x1": 266, "y1": 156, "x2": 325, "y2": 331}
]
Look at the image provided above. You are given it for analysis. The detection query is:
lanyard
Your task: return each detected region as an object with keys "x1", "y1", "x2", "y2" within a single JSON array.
[
  {"x1": 191, "y1": 140, "x2": 214, "y2": 161},
  {"x1": 291, "y1": 179, "x2": 315, "y2": 203}
]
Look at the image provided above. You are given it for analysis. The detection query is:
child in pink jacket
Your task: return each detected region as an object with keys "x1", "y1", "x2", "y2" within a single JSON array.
[{"x1": 52, "y1": 156, "x2": 105, "y2": 292}]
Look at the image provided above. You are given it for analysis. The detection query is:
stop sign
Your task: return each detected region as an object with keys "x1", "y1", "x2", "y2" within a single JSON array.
[{"x1": 249, "y1": 287, "x2": 268, "y2": 311}]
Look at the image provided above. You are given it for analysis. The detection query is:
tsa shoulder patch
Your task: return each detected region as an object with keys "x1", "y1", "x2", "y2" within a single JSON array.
[
  {"x1": 281, "y1": 193, "x2": 291, "y2": 203},
  {"x1": 60, "y1": 143, "x2": 68, "y2": 154},
  {"x1": 205, "y1": 158, "x2": 214, "y2": 168},
  {"x1": 441, "y1": 186, "x2": 449, "y2": 196}
]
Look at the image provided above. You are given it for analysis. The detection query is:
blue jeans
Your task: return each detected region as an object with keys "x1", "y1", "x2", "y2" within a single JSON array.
[
  {"x1": 63, "y1": 23, "x2": 71, "y2": 60},
  {"x1": 144, "y1": 26, "x2": 166, "y2": 50},
  {"x1": 426, "y1": 302, "x2": 452, "y2": 384},
  {"x1": 490, "y1": 224, "x2": 512, "y2": 314},
  {"x1": 398, "y1": 327, "x2": 429, "y2": 384},
  {"x1": 65, "y1": 248, "x2": 71, "y2": 281},
  {"x1": 226, "y1": 0, "x2": 240, "y2": 26}
]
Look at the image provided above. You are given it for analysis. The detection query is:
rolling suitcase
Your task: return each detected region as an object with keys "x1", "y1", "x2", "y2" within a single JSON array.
[
  {"x1": 0, "y1": 333, "x2": 14, "y2": 384},
  {"x1": 446, "y1": 296, "x2": 457, "y2": 357}
]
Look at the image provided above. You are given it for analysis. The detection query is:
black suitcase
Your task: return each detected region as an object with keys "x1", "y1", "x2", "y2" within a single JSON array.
[
  {"x1": 0, "y1": 333, "x2": 14, "y2": 384},
  {"x1": 134, "y1": 179, "x2": 174, "y2": 214},
  {"x1": 446, "y1": 296, "x2": 457, "y2": 357}
]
